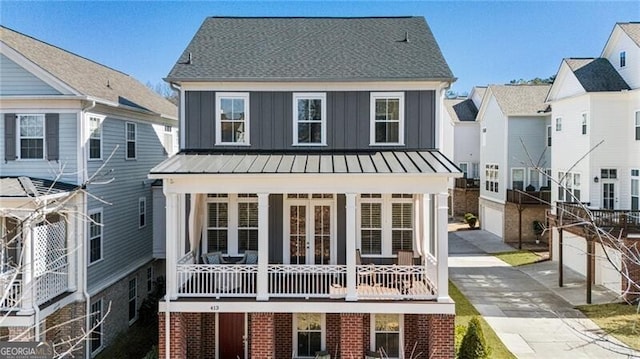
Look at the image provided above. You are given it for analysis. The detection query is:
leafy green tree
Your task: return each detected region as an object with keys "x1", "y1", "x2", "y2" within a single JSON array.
[{"x1": 458, "y1": 317, "x2": 490, "y2": 359}]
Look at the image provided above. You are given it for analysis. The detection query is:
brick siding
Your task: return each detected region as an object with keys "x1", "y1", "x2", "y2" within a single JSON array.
[
  {"x1": 250, "y1": 312, "x2": 275, "y2": 359},
  {"x1": 340, "y1": 313, "x2": 364, "y2": 358},
  {"x1": 427, "y1": 314, "x2": 455, "y2": 359}
]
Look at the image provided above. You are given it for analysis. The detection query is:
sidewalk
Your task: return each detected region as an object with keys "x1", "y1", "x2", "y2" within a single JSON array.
[{"x1": 449, "y1": 228, "x2": 639, "y2": 359}]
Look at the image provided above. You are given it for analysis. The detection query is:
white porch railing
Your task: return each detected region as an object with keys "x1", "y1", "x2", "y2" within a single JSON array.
[
  {"x1": 0, "y1": 270, "x2": 21, "y2": 310},
  {"x1": 268, "y1": 265, "x2": 347, "y2": 298},
  {"x1": 176, "y1": 261, "x2": 258, "y2": 298},
  {"x1": 35, "y1": 266, "x2": 69, "y2": 305},
  {"x1": 425, "y1": 253, "x2": 438, "y2": 293},
  {"x1": 356, "y1": 265, "x2": 437, "y2": 300}
]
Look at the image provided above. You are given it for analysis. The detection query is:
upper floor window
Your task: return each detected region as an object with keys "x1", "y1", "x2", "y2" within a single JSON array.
[
  {"x1": 546, "y1": 125, "x2": 552, "y2": 147},
  {"x1": 18, "y1": 114, "x2": 45, "y2": 159},
  {"x1": 485, "y1": 164, "x2": 499, "y2": 193},
  {"x1": 206, "y1": 193, "x2": 259, "y2": 255},
  {"x1": 511, "y1": 168, "x2": 525, "y2": 191},
  {"x1": 620, "y1": 51, "x2": 626, "y2": 68},
  {"x1": 139, "y1": 197, "x2": 147, "y2": 228},
  {"x1": 126, "y1": 122, "x2": 136, "y2": 159},
  {"x1": 635, "y1": 111, "x2": 640, "y2": 141},
  {"x1": 358, "y1": 194, "x2": 413, "y2": 257},
  {"x1": 555, "y1": 117, "x2": 562, "y2": 132},
  {"x1": 370, "y1": 92, "x2": 404, "y2": 145},
  {"x1": 581, "y1": 112, "x2": 588, "y2": 135},
  {"x1": 293, "y1": 93, "x2": 326, "y2": 145},
  {"x1": 601, "y1": 168, "x2": 617, "y2": 179},
  {"x1": 216, "y1": 92, "x2": 249, "y2": 145},
  {"x1": 632, "y1": 169, "x2": 639, "y2": 211},
  {"x1": 163, "y1": 125, "x2": 173, "y2": 154},
  {"x1": 481, "y1": 127, "x2": 486, "y2": 146},
  {"x1": 89, "y1": 116, "x2": 102, "y2": 160},
  {"x1": 558, "y1": 172, "x2": 581, "y2": 202},
  {"x1": 88, "y1": 209, "x2": 103, "y2": 264},
  {"x1": 459, "y1": 162, "x2": 469, "y2": 179}
]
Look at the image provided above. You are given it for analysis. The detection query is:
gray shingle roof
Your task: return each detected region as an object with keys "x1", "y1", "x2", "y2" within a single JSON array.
[
  {"x1": 488, "y1": 85, "x2": 551, "y2": 116},
  {"x1": 444, "y1": 98, "x2": 478, "y2": 122},
  {"x1": 0, "y1": 177, "x2": 76, "y2": 198},
  {"x1": 150, "y1": 150, "x2": 460, "y2": 175},
  {"x1": 0, "y1": 26, "x2": 177, "y2": 119},
  {"x1": 167, "y1": 17, "x2": 454, "y2": 82},
  {"x1": 565, "y1": 58, "x2": 630, "y2": 92},
  {"x1": 619, "y1": 23, "x2": 640, "y2": 47}
]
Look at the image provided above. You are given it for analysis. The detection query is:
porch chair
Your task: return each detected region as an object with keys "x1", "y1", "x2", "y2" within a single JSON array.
[
  {"x1": 238, "y1": 250, "x2": 258, "y2": 264},
  {"x1": 315, "y1": 350, "x2": 331, "y2": 359},
  {"x1": 396, "y1": 250, "x2": 415, "y2": 293},
  {"x1": 201, "y1": 251, "x2": 229, "y2": 264},
  {"x1": 356, "y1": 249, "x2": 376, "y2": 286}
]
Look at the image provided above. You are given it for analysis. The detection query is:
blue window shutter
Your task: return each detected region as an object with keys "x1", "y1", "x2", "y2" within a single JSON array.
[
  {"x1": 4, "y1": 113, "x2": 16, "y2": 161},
  {"x1": 46, "y1": 113, "x2": 59, "y2": 161}
]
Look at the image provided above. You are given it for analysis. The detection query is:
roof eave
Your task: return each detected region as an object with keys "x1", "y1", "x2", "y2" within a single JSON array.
[{"x1": 165, "y1": 76, "x2": 457, "y2": 84}]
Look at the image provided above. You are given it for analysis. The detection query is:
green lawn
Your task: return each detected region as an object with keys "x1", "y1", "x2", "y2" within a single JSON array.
[
  {"x1": 577, "y1": 302, "x2": 640, "y2": 351},
  {"x1": 493, "y1": 250, "x2": 544, "y2": 267},
  {"x1": 449, "y1": 281, "x2": 516, "y2": 359}
]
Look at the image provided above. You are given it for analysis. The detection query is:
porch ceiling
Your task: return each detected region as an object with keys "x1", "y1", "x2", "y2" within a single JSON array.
[{"x1": 150, "y1": 150, "x2": 461, "y2": 176}]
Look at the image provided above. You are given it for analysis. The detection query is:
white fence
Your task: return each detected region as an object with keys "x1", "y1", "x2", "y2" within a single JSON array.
[
  {"x1": 34, "y1": 221, "x2": 69, "y2": 305},
  {"x1": 268, "y1": 265, "x2": 347, "y2": 298},
  {"x1": 0, "y1": 270, "x2": 21, "y2": 310},
  {"x1": 176, "y1": 263, "x2": 258, "y2": 298},
  {"x1": 356, "y1": 265, "x2": 436, "y2": 300}
]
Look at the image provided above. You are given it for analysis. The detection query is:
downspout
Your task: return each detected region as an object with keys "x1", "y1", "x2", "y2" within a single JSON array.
[
  {"x1": 81, "y1": 100, "x2": 94, "y2": 358},
  {"x1": 30, "y1": 220, "x2": 40, "y2": 341}
]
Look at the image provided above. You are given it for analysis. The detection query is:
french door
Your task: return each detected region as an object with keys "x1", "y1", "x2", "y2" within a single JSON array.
[
  {"x1": 285, "y1": 195, "x2": 335, "y2": 265},
  {"x1": 602, "y1": 182, "x2": 615, "y2": 210}
]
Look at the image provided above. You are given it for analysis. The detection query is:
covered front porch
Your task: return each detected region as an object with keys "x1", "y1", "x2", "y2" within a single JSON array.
[{"x1": 151, "y1": 151, "x2": 460, "y2": 303}]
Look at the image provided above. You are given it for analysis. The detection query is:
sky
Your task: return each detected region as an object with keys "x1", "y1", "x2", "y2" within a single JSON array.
[{"x1": 1, "y1": 1, "x2": 639, "y2": 94}]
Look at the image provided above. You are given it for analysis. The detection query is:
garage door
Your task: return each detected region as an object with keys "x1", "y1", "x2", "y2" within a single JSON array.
[{"x1": 482, "y1": 206, "x2": 503, "y2": 238}]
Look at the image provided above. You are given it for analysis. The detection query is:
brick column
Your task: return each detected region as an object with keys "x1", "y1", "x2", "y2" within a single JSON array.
[
  {"x1": 340, "y1": 313, "x2": 364, "y2": 359},
  {"x1": 251, "y1": 313, "x2": 275, "y2": 359},
  {"x1": 159, "y1": 312, "x2": 187, "y2": 359},
  {"x1": 427, "y1": 314, "x2": 455, "y2": 359},
  {"x1": 184, "y1": 313, "x2": 202, "y2": 359},
  {"x1": 404, "y1": 314, "x2": 429, "y2": 357}
]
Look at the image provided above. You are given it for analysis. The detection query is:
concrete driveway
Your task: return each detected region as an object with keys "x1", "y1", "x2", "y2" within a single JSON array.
[{"x1": 449, "y1": 228, "x2": 640, "y2": 359}]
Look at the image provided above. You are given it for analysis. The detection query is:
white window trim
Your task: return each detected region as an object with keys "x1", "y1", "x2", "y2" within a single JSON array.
[
  {"x1": 204, "y1": 194, "x2": 259, "y2": 256},
  {"x1": 459, "y1": 162, "x2": 469, "y2": 178},
  {"x1": 357, "y1": 194, "x2": 414, "y2": 258},
  {"x1": 631, "y1": 169, "x2": 639, "y2": 211},
  {"x1": 634, "y1": 110, "x2": 640, "y2": 141},
  {"x1": 581, "y1": 112, "x2": 589, "y2": 135},
  {"x1": 87, "y1": 114, "x2": 104, "y2": 161},
  {"x1": 546, "y1": 125, "x2": 552, "y2": 147},
  {"x1": 481, "y1": 127, "x2": 487, "y2": 147},
  {"x1": 88, "y1": 208, "x2": 103, "y2": 265},
  {"x1": 292, "y1": 313, "x2": 326, "y2": 358},
  {"x1": 370, "y1": 92, "x2": 405, "y2": 146},
  {"x1": 128, "y1": 277, "x2": 138, "y2": 325},
  {"x1": 90, "y1": 298, "x2": 104, "y2": 355},
  {"x1": 370, "y1": 313, "x2": 403, "y2": 359},
  {"x1": 292, "y1": 92, "x2": 327, "y2": 146},
  {"x1": 138, "y1": 197, "x2": 147, "y2": 229},
  {"x1": 485, "y1": 164, "x2": 499, "y2": 193},
  {"x1": 215, "y1": 92, "x2": 251, "y2": 146},
  {"x1": 511, "y1": 167, "x2": 526, "y2": 190},
  {"x1": 125, "y1": 122, "x2": 137, "y2": 160},
  {"x1": 620, "y1": 51, "x2": 626, "y2": 68},
  {"x1": 16, "y1": 114, "x2": 46, "y2": 160},
  {"x1": 555, "y1": 117, "x2": 562, "y2": 132}
]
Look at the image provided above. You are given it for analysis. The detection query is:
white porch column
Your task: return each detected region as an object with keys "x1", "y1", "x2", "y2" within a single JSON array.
[
  {"x1": 436, "y1": 192, "x2": 451, "y2": 302},
  {"x1": 413, "y1": 194, "x2": 422, "y2": 258},
  {"x1": 345, "y1": 193, "x2": 357, "y2": 301},
  {"x1": 422, "y1": 194, "x2": 432, "y2": 257},
  {"x1": 66, "y1": 209, "x2": 77, "y2": 292},
  {"x1": 19, "y1": 221, "x2": 34, "y2": 314},
  {"x1": 165, "y1": 192, "x2": 179, "y2": 300},
  {"x1": 256, "y1": 193, "x2": 269, "y2": 301}
]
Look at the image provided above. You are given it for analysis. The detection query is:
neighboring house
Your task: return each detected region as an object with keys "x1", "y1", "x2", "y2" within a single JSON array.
[
  {"x1": 150, "y1": 17, "x2": 460, "y2": 359},
  {"x1": 0, "y1": 26, "x2": 177, "y2": 357},
  {"x1": 547, "y1": 22, "x2": 640, "y2": 300},
  {"x1": 443, "y1": 86, "x2": 484, "y2": 217},
  {"x1": 477, "y1": 84, "x2": 552, "y2": 244}
]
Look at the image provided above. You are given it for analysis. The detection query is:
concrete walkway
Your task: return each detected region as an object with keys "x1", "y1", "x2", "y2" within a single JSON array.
[{"x1": 449, "y1": 228, "x2": 640, "y2": 359}]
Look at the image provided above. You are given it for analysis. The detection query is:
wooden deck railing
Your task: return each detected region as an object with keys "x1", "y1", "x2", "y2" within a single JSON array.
[
  {"x1": 455, "y1": 178, "x2": 480, "y2": 189},
  {"x1": 506, "y1": 189, "x2": 551, "y2": 205},
  {"x1": 557, "y1": 202, "x2": 640, "y2": 235}
]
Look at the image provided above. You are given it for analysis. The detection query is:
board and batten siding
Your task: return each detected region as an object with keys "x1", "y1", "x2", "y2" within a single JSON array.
[
  {"x1": 184, "y1": 90, "x2": 436, "y2": 150},
  {"x1": 0, "y1": 112, "x2": 77, "y2": 184},
  {"x1": 86, "y1": 115, "x2": 169, "y2": 292},
  {"x1": 0, "y1": 54, "x2": 61, "y2": 96}
]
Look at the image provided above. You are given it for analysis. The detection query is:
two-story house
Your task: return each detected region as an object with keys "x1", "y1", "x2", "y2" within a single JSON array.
[
  {"x1": 443, "y1": 87, "x2": 485, "y2": 217},
  {"x1": 547, "y1": 22, "x2": 639, "y2": 301},
  {"x1": 0, "y1": 26, "x2": 177, "y2": 357},
  {"x1": 150, "y1": 17, "x2": 460, "y2": 359},
  {"x1": 477, "y1": 84, "x2": 551, "y2": 245}
]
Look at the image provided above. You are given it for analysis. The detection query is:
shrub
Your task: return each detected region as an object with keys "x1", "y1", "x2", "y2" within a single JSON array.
[
  {"x1": 458, "y1": 317, "x2": 490, "y2": 359},
  {"x1": 464, "y1": 213, "x2": 478, "y2": 229}
]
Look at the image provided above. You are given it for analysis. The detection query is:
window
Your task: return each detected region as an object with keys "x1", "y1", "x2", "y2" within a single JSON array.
[
  {"x1": 547, "y1": 125, "x2": 552, "y2": 147},
  {"x1": 238, "y1": 195, "x2": 258, "y2": 253},
  {"x1": 601, "y1": 168, "x2": 617, "y2": 179},
  {"x1": 481, "y1": 127, "x2": 487, "y2": 146},
  {"x1": 128, "y1": 278, "x2": 137, "y2": 323},
  {"x1": 620, "y1": 51, "x2": 626, "y2": 68},
  {"x1": 294, "y1": 313, "x2": 325, "y2": 358},
  {"x1": 558, "y1": 172, "x2": 581, "y2": 202},
  {"x1": 207, "y1": 200, "x2": 228, "y2": 253},
  {"x1": 635, "y1": 111, "x2": 640, "y2": 141},
  {"x1": 163, "y1": 125, "x2": 173, "y2": 154},
  {"x1": 459, "y1": 163, "x2": 469, "y2": 179},
  {"x1": 293, "y1": 93, "x2": 326, "y2": 145},
  {"x1": 511, "y1": 168, "x2": 525, "y2": 191},
  {"x1": 555, "y1": 117, "x2": 562, "y2": 131},
  {"x1": 485, "y1": 164, "x2": 499, "y2": 193},
  {"x1": 358, "y1": 194, "x2": 413, "y2": 257},
  {"x1": 88, "y1": 209, "x2": 103, "y2": 264},
  {"x1": 370, "y1": 92, "x2": 404, "y2": 145},
  {"x1": 216, "y1": 92, "x2": 249, "y2": 145},
  {"x1": 558, "y1": 172, "x2": 565, "y2": 201},
  {"x1": 372, "y1": 314, "x2": 401, "y2": 358},
  {"x1": 89, "y1": 116, "x2": 102, "y2": 159},
  {"x1": 528, "y1": 168, "x2": 540, "y2": 190},
  {"x1": 138, "y1": 197, "x2": 146, "y2": 228},
  {"x1": 581, "y1": 112, "x2": 588, "y2": 135},
  {"x1": 632, "y1": 169, "x2": 639, "y2": 212},
  {"x1": 146, "y1": 266, "x2": 154, "y2": 293},
  {"x1": 17, "y1": 114, "x2": 45, "y2": 159},
  {"x1": 471, "y1": 163, "x2": 479, "y2": 179},
  {"x1": 90, "y1": 299, "x2": 103, "y2": 354},
  {"x1": 126, "y1": 122, "x2": 136, "y2": 159}
]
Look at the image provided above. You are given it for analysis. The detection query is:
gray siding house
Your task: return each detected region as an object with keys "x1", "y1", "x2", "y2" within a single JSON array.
[
  {"x1": 151, "y1": 17, "x2": 460, "y2": 359},
  {"x1": 0, "y1": 26, "x2": 177, "y2": 357}
]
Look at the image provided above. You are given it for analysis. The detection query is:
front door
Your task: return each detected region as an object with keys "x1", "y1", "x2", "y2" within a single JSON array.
[
  {"x1": 286, "y1": 195, "x2": 334, "y2": 265},
  {"x1": 602, "y1": 182, "x2": 615, "y2": 209},
  {"x1": 218, "y1": 313, "x2": 245, "y2": 359}
]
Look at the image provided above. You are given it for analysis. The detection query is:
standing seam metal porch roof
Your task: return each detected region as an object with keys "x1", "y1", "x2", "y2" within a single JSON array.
[{"x1": 150, "y1": 151, "x2": 461, "y2": 175}]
